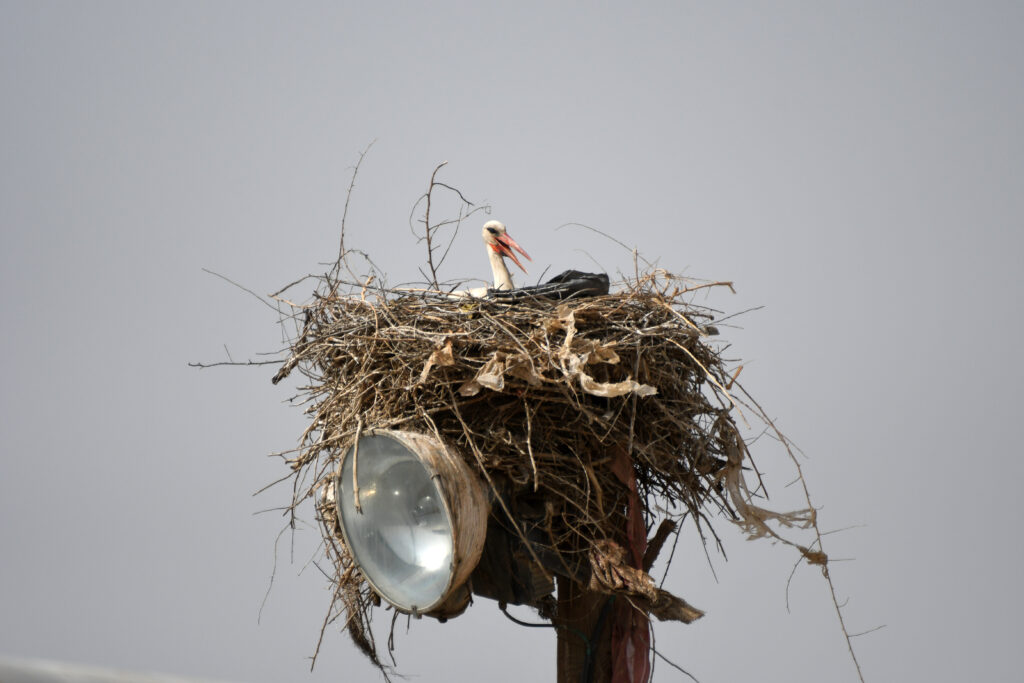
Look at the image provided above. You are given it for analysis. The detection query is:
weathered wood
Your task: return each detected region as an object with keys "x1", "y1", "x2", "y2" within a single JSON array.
[{"x1": 556, "y1": 575, "x2": 612, "y2": 683}]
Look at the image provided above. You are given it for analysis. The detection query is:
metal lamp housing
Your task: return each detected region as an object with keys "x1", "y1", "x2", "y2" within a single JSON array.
[{"x1": 334, "y1": 429, "x2": 489, "y2": 616}]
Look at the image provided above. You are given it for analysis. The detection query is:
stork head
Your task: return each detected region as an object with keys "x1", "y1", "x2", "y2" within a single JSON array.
[{"x1": 482, "y1": 220, "x2": 531, "y2": 273}]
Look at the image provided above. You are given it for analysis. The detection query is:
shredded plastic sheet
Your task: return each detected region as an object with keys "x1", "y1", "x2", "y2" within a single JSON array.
[{"x1": 452, "y1": 305, "x2": 657, "y2": 399}]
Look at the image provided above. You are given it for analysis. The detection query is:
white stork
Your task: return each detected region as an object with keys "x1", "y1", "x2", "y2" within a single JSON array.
[
  {"x1": 450, "y1": 220, "x2": 532, "y2": 298},
  {"x1": 482, "y1": 220, "x2": 531, "y2": 290},
  {"x1": 447, "y1": 220, "x2": 611, "y2": 301}
]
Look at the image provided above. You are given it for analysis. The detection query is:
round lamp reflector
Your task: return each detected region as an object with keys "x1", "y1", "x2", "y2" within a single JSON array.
[{"x1": 335, "y1": 430, "x2": 487, "y2": 614}]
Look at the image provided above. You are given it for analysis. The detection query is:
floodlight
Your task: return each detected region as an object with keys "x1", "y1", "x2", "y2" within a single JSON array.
[{"x1": 334, "y1": 429, "x2": 489, "y2": 616}]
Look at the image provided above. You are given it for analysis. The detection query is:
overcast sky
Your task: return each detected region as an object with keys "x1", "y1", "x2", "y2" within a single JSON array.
[{"x1": 2, "y1": 2, "x2": 1022, "y2": 682}]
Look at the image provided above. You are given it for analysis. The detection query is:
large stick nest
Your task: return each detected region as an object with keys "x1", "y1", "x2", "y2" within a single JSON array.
[{"x1": 272, "y1": 269, "x2": 817, "y2": 668}]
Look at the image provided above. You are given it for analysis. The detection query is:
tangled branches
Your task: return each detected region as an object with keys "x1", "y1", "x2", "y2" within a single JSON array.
[{"x1": 270, "y1": 265, "x2": 832, "y2": 671}]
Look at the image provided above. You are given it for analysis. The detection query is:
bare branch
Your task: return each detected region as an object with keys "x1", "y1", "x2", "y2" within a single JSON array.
[
  {"x1": 332, "y1": 140, "x2": 376, "y2": 281},
  {"x1": 407, "y1": 162, "x2": 489, "y2": 288},
  {"x1": 733, "y1": 379, "x2": 869, "y2": 683},
  {"x1": 202, "y1": 268, "x2": 279, "y2": 312},
  {"x1": 555, "y1": 222, "x2": 656, "y2": 271},
  {"x1": 422, "y1": 161, "x2": 447, "y2": 288},
  {"x1": 188, "y1": 359, "x2": 281, "y2": 369}
]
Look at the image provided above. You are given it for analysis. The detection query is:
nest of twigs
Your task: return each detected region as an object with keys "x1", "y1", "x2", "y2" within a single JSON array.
[{"x1": 271, "y1": 268, "x2": 821, "y2": 668}]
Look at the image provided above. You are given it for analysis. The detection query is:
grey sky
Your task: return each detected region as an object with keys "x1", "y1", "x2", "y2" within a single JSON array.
[{"x1": 1, "y1": 2, "x2": 1021, "y2": 682}]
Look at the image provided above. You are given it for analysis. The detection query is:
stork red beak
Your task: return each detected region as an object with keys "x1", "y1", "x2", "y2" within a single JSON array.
[{"x1": 492, "y1": 232, "x2": 532, "y2": 273}]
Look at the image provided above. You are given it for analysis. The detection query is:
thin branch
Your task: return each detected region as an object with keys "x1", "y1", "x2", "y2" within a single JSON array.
[
  {"x1": 202, "y1": 268, "x2": 278, "y2": 312},
  {"x1": 332, "y1": 140, "x2": 376, "y2": 280},
  {"x1": 432, "y1": 181, "x2": 474, "y2": 205},
  {"x1": 555, "y1": 222, "x2": 656, "y2": 271},
  {"x1": 652, "y1": 646, "x2": 700, "y2": 682},
  {"x1": 422, "y1": 161, "x2": 447, "y2": 288},
  {"x1": 188, "y1": 359, "x2": 281, "y2": 369},
  {"x1": 848, "y1": 624, "x2": 887, "y2": 638},
  {"x1": 406, "y1": 162, "x2": 489, "y2": 289},
  {"x1": 734, "y1": 379, "x2": 868, "y2": 683}
]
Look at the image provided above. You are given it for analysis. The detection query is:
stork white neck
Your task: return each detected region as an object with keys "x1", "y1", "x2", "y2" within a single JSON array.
[{"x1": 488, "y1": 245, "x2": 515, "y2": 290}]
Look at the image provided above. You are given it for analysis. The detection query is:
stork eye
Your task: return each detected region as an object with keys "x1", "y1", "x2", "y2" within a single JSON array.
[{"x1": 486, "y1": 227, "x2": 498, "y2": 235}]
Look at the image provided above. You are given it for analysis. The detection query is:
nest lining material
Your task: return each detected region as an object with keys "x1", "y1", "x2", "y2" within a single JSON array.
[{"x1": 272, "y1": 270, "x2": 815, "y2": 666}]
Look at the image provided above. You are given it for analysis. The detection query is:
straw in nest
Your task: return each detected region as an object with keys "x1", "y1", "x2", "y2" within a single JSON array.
[{"x1": 271, "y1": 269, "x2": 817, "y2": 668}]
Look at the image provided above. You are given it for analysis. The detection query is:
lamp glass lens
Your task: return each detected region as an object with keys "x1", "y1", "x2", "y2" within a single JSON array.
[{"x1": 337, "y1": 434, "x2": 454, "y2": 611}]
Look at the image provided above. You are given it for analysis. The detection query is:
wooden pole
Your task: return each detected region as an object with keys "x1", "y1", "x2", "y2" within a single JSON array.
[{"x1": 556, "y1": 575, "x2": 612, "y2": 683}]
